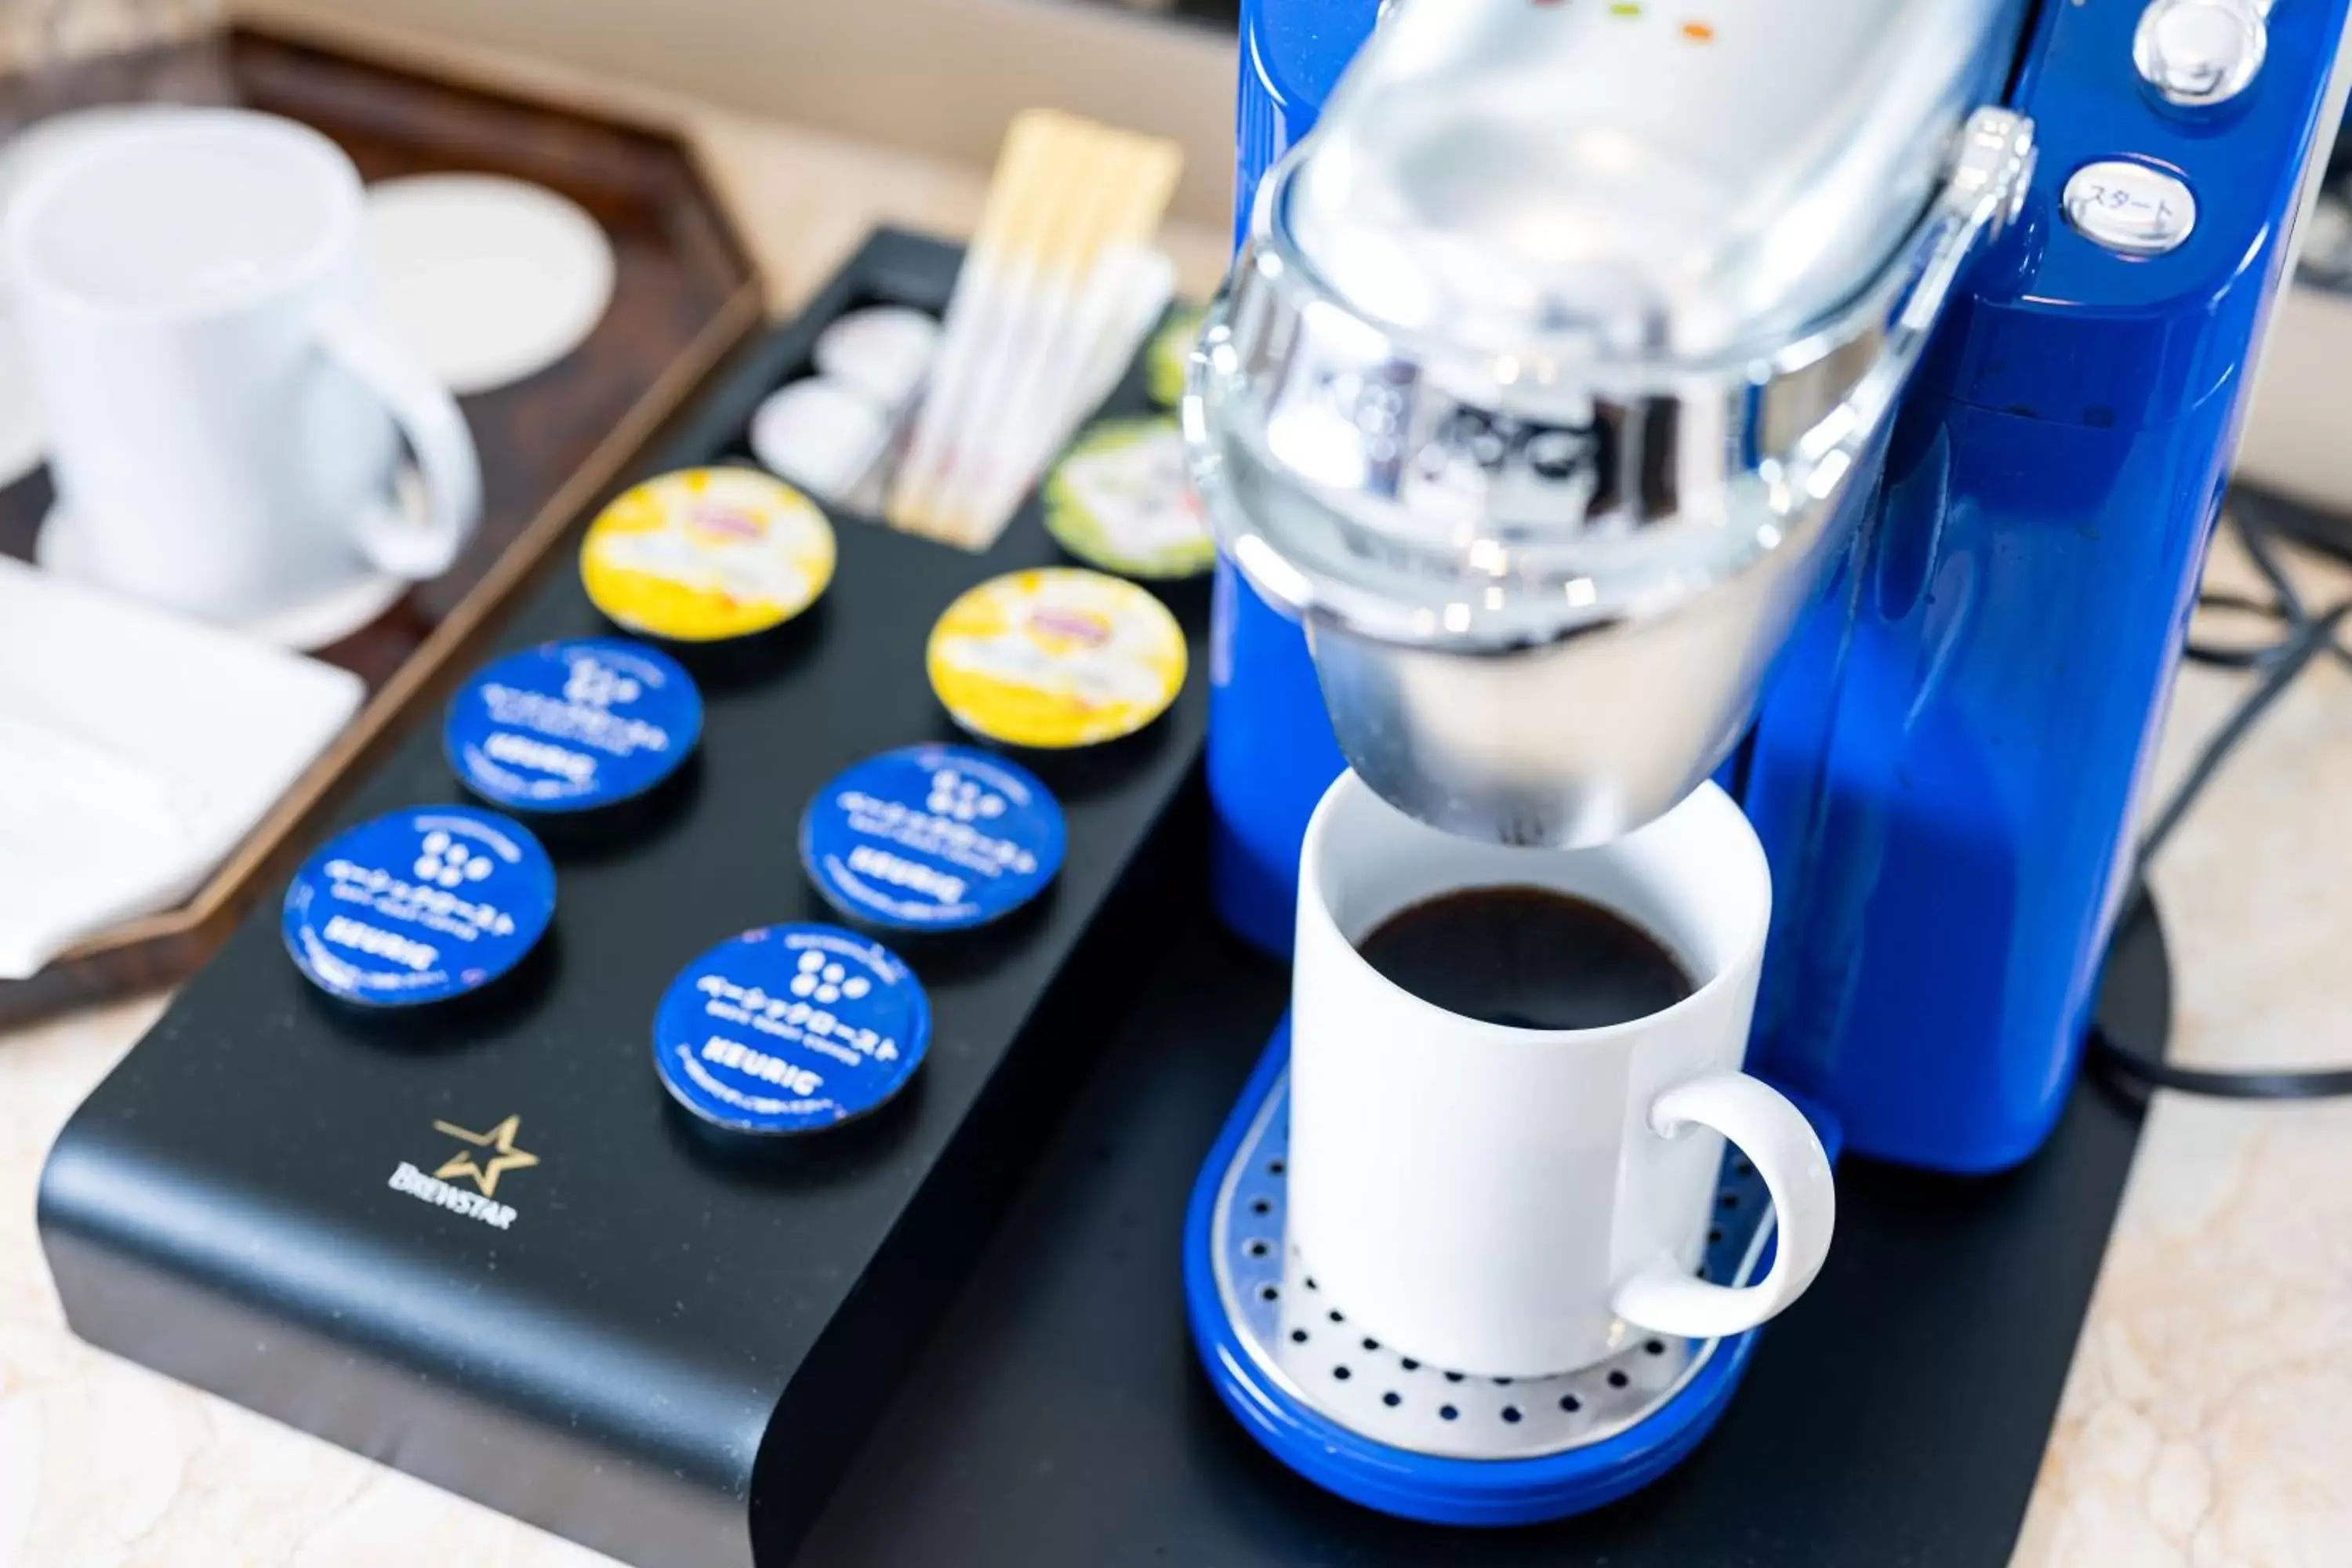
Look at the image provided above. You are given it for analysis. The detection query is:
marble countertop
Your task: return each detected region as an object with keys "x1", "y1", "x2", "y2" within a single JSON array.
[
  {"x1": 2009, "y1": 531, "x2": 2352, "y2": 1568},
  {"x1": 5, "y1": 31, "x2": 2352, "y2": 1568}
]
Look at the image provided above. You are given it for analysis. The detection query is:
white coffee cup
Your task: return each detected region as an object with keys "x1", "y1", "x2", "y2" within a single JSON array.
[
  {"x1": 2, "y1": 109, "x2": 479, "y2": 628},
  {"x1": 1288, "y1": 771, "x2": 1835, "y2": 1379}
]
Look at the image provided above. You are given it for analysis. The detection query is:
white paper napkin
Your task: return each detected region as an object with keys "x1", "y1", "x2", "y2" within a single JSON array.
[{"x1": 0, "y1": 557, "x2": 363, "y2": 978}]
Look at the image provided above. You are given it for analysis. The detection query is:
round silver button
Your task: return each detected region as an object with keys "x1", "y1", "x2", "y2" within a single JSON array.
[
  {"x1": 2135, "y1": 0, "x2": 2267, "y2": 107},
  {"x1": 2063, "y1": 161, "x2": 2198, "y2": 256}
]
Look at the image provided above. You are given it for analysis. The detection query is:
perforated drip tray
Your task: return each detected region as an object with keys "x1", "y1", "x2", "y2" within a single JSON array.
[{"x1": 1208, "y1": 1067, "x2": 1775, "y2": 1462}]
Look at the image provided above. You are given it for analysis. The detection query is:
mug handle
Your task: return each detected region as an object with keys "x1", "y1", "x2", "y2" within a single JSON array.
[
  {"x1": 314, "y1": 306, "x2": 482, "y2": 581},
  {"x1": 1609, "y1": 1071, "x2": 1836, "y2": 1341}
]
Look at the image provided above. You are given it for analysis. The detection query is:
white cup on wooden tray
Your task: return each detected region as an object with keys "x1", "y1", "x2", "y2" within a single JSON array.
[{"x1": 3, "y1": 107, "x2": 480, "y2": 646}]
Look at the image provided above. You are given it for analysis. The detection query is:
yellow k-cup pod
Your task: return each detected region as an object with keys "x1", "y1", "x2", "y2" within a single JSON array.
[
  {"x1": 580, "y1": 466, "x2": 837, "y2": 642},
  {"x1": 1146, "y1": 304, "x2": 1204, "y2": 410},
  {"x1": 927, "y1": 568, "x2": 1187, "y2": 750},
  {"x1": 1043, "y1": 416, "x2": 1214, "y2": 581}
]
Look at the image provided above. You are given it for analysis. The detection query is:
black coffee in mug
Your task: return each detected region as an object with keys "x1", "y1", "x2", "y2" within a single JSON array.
[{"x1": 1356, "y1": 885, "x2": 1696, "y2": 1030}]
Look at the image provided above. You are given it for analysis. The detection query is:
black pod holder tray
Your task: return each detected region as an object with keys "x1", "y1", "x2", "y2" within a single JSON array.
[
  {"x1": 38, "y1": 230, "x2": 2172, "y2": 1568},
  {"x1": 37, "y1": 230, "x2": 1212, "y2": 1568}
]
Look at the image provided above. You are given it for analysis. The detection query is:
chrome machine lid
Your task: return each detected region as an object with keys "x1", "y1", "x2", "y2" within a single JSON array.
[
  {"x1": 1287, "y1": 0, "x2": 2009, "y2": 363},
  {"x1": 1187, "y1": 0, "x2": 2034, "y2": 845}
]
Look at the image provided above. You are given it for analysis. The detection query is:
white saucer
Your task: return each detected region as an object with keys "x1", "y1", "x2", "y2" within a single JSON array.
[
  {"x1": 365, "y1": 172, "x2": 616, "y2": 396},
  {"x1": 34, "y1": 479, "x2": 421, "y2": 652}
]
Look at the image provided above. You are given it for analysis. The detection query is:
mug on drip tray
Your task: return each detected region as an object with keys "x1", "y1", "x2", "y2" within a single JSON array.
[{"x1": 1285, "y1": 771, "x2": 1837, "y2": 1379}]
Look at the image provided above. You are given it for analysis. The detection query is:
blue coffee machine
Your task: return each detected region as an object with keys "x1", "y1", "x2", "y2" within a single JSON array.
[{"x1": 1181, "y1": 0, "x2": 2350, "y2": 1525}]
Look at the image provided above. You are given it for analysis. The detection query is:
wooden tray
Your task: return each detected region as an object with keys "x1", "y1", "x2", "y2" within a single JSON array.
[{"x1": 0, "y1": 26, "x2": 764, "y2": 1027}]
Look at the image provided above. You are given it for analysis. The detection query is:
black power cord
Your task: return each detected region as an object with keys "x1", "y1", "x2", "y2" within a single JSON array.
[{"x1": 2089, "y1": 499, "x2": 2352, "y2": 1098}]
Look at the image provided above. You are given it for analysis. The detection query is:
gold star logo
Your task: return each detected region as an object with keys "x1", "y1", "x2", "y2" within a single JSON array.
[{"x1": 431, "y1": 1114, "x2": 539, "y2": 1198}]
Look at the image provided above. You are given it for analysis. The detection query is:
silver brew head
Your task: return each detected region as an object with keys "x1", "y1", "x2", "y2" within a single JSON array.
[{"x1": 1185, "y1": 0, "x2": 2035, "y2": 847}]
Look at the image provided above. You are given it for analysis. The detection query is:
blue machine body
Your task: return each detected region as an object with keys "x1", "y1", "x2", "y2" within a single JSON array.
[{"x1": 1209, "y1": 0, "x2": 2351, "y2": 1171}]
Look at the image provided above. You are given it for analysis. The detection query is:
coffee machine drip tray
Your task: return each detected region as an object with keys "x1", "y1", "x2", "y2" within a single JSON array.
[{"x1": 1184, "y1": 1019, "x2": 1838, "y2": 1525}]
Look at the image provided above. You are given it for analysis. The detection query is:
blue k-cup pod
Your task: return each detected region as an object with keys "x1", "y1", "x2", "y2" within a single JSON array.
[
  {"x1": 443, "y1": 638, "x2": 702, "y2": 815},
  {"x1": 652, "y1": 924, "x2": 931, "y2": 1135},
  {"x1": 799, "y1": 744, "x2": 1066, "y2": 933},
  {"x1": 282, "y1": 805, "x2": 556, "y2": 1007}
]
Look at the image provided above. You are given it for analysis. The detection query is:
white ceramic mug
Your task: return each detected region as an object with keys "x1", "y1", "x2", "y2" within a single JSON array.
[
  {"x1": 1289, "y1": 771, "x2": 1835, "y2": 1378},
  {"x1": 2, "y1": 109, "x2": 479, "y2": 628}
]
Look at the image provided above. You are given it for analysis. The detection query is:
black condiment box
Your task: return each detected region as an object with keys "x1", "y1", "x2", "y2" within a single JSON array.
[{"x1": 38, "y1": 230, "x2": 1207, "y2": 1568}]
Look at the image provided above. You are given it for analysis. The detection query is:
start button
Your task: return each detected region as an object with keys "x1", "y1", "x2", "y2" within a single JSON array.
[{"x1": 2062, "y1": 160, "x2": 2198, "y2": 257}]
